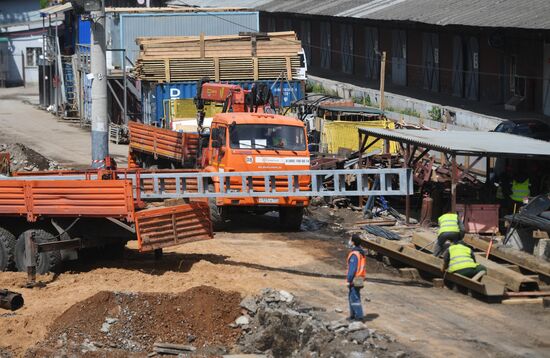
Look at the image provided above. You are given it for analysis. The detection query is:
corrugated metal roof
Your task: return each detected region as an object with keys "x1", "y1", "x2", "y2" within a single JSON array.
[
  {"x1": 173, "y1": 0, "x2": 550, "y2": 30},
  {"x1": 358, "y1": 128, "x2": 550, "y2": 158},
  {"x1": 40, "y1": 2, "x2": 72, "y2": 15}
]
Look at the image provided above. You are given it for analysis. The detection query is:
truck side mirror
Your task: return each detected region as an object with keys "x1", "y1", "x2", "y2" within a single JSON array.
[{"x1": 211, "y1": 139, "x2": 221, "y2": 148}]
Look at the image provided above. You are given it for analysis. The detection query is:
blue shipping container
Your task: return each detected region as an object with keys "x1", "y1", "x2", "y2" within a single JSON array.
[{"x1": 143, "y1": 81, "x2": 303, "y2": 126}]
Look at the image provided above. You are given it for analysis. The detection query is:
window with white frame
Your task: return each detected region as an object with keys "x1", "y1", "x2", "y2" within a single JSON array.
[{"x1": 26, "y1": 47, "x2": 42, "y2": 67}]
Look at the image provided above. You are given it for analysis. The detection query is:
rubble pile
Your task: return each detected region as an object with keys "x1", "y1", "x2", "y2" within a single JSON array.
[
  {"x1": 235, "y1": 288, "x2": 407, "y2": 358},
  {"x1": 0, "y1": 143, "x2": 63, "y2": 172},
  {"x1": 27, "y1": 286, "x2": 242, "y2": 357}
]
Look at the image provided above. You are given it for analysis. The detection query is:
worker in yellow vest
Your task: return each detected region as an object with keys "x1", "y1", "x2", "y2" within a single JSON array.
[
  {"x1": 433, "y1": 211, "x2": 465, "y2": 257},
  {"x1": 442, "y1": 238, "x2": 487, "y2": 281},
  {"x1": 510, "y1": 177, "x2": 530, "y2": 204}
]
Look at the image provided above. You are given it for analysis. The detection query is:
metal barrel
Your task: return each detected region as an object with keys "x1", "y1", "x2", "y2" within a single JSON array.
[{"x1": 0, "y1": 289, "x2": 24, "y2": 311}]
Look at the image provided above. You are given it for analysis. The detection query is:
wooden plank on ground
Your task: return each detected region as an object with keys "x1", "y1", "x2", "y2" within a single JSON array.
[
  {"x1": 412, "y1": 231, "x2": 539, "y2": 292},
  {"x1": 361, "y1": 237, "x2": 505, "y2": 298},
  {"x1": 463, "y1": 235, "x2": 550, "y2": 281}
]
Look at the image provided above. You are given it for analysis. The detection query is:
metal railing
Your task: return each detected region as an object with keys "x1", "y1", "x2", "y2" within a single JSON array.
[{"x1": 5, "y1": 169, "x2": 413, "y2": 200}]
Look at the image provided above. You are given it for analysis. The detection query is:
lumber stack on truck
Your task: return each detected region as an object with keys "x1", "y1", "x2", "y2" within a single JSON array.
[{"x1": 134, "y1": 31, "x2": 303, "y2": 82}]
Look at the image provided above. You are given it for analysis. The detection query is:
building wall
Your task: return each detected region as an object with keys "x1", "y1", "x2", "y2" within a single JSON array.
[
  {"x1": 0, "y1": 0, "x2": 40, "y2": 26},
  {"x1": 1, "y1": 0, "x2": 44, "y2": 85},
  {"x1": 260, "y1": 12, "x2": 548, "y2": 116}
]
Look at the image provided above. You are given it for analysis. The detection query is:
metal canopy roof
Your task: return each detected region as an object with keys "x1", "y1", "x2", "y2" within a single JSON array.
[
  {"x1": 172, "y1": 0, "x2": 550, "y2": 30},
  {"x1": 40, "y1": 3, "x2": 73, "y2": 15},
  {"x1": 358, "y1": 128, "x2": 550, "y2": 159}
]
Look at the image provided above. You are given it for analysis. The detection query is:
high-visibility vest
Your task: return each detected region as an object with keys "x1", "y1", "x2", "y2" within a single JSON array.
[
  {"x1": 347, "y1": 250, "x2": 367, "y2": 279},
  {"x1": 510, "y1": 179, "x2": 530, "y2": 203},
  {"x1": 448, "y1": 243, "x2": 477, "y2": 273},
  {"x1": 438, "y1": 213, "x2": 460, "y2": 235}
]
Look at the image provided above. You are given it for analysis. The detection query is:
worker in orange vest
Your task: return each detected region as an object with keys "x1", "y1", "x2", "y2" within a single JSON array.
[{"x1": 347, "y1": 234, "x2": 367, "y2": 321}]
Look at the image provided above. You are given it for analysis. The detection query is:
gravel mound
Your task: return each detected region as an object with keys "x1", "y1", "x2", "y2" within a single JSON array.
[{"x1": 28, "y1": 286, "x2": 242, "y2": 356}]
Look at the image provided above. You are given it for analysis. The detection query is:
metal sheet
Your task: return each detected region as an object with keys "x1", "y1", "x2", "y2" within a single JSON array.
[
  {"x1": 135, "y1": 201, "x2": 212, "y2": 252},
  {"x1": 358, "y1": 128, "x2": 550, "y2": 158}
]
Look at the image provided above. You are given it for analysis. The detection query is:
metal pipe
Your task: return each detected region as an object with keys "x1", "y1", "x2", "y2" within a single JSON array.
[
  {"x1": 0, "y1": 289, "x2": 24, "y2": 311},
  {"x1": 451, "y1": 154, "x2": 457, "y2": 212},
  {"x1": 123, "y1": 49, "x2": 127, "y2": 124},
  {"x1": 405, "y1": 143, "x2": 411, "y2": 224},
  {"x1": 41, "y1": 15, "x2": 46, "y2": 107}
]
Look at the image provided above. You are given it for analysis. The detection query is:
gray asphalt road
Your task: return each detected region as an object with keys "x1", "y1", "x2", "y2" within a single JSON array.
[{"x1": 0, "y1": 86, "x2": 128, "y2": 168}]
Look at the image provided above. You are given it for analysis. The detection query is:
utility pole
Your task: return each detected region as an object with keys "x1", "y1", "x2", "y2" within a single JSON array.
[{"x1": 90, "y1": 0, "x2": 108, "y2": 168}]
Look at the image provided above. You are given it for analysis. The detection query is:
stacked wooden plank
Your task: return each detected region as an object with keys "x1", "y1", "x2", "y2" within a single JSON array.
[{"x1": 134, "y1": 32, "x2": 303, "y2": 82}]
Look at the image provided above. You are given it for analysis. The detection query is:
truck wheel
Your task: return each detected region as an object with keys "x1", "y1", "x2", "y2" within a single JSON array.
[
  {"x1": 208, "y1": 184, "x2": 224, "y2": 230},
  {"x1": 0, "y1": 227, "x2": 16, "y2": 271},
  {"x1": 279, "y1": 207, "x2": 304, "y2": 231},
  {"x1": 15, "y1": 230, "x2": 62, "y2": 274}
]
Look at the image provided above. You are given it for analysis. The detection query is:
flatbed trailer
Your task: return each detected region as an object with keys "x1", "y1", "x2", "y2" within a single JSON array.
[{"x1": 0, "y1": 168, "x2": 212, "y2": 274}]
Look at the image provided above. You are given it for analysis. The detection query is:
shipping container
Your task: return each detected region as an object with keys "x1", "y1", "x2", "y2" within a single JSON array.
[{"x1": 142, "y1": 80, "x2": 304, "y2": 126}]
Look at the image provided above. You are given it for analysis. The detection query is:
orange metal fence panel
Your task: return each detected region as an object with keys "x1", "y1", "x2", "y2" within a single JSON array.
[
  {"x1": 0, "y1": 180, "x2": 135, "y2": 222},
  {"x1": 135, "y1": 200, "x2": 212, "y2": 252}
]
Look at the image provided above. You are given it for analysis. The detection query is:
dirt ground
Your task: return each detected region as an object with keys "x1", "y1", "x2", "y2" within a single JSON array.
[
  {"x1": 0, "y1": 89, "x2": 549, "y2": 357},
  {"x1": 1, "y1": 214, "x2": 549, "y2": 357}
]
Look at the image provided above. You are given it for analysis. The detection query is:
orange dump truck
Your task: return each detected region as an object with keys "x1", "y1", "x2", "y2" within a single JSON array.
[
  {"x1": 129, "y1": 112, "x2": 310, "y2": 229},
  {"x1": 0, "y1": 168, "x2": 212, "y2": 273}
]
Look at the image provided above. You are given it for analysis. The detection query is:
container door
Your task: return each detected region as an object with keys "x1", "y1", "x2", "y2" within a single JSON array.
[
  {"x1": 365, "y1": 27, "x2": 379, "y2": 80},
  {"x1": 392, "y1": 30, "x2": 407, "y2": 86},
  {"x1": 135, "y1": 201, "x2": 212, "y2": 252},
  {"x1": 423, "y1": 33, "x2": 439, "y2": 92},
  {"x1": 452, "y1": 36, "x2": 464, "y2": 97}
]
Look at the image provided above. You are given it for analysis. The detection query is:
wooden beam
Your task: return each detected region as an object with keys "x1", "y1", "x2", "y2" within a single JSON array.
[
  {"x1": 412, "y1": 232, "x2": 539, "y2": 292},
  {"x1": 501, "y1": 298, "x2": 543, "y2": 305},
  {"x1": 361, "y1": 237, "x2": 505, "y2": 298},
  {"x1": 463, "y1": 235, "x2": 550, "y2": 282}
]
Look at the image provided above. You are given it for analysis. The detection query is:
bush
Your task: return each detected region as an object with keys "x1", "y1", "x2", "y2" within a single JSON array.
[{"x1": 428, "y1": 106, "x2": 442, "y2": 122}]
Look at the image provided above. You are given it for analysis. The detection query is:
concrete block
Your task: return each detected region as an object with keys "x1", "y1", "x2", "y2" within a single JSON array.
[
  {"x1": 534, "y1": 239, "x2": 550, "y2": 261},
  {"x1": 399, "y1": 268, "x2": 420, "y2": 281},
  {"x1": 432, "y1": 278, "x2": 444, "y2": 288}
]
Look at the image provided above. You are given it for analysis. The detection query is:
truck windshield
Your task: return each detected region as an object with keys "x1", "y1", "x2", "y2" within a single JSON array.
[{"x1": 229, "y1": 124, "x2": 306, "y2": 151}]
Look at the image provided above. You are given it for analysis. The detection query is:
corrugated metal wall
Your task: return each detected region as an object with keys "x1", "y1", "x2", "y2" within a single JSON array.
[{"x1": 109, "y1": 12, "x2": 259, "y2": 68}]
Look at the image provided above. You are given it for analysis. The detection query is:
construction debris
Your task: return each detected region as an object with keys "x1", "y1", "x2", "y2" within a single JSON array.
[
  {"x1": 0, "y1": 289, "x2": 23, "y2": 311},
  {"x1": 235, "y1": 288, "x2": 404, "y2": 358},
  {"x1": 0, "y1": 143, "x2": 63, "y2": 173}
]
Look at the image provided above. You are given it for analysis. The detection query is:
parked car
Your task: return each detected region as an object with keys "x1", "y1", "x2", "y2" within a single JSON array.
[{"x1": 493, "y1": 118, "x2": 550, "y2": 141}]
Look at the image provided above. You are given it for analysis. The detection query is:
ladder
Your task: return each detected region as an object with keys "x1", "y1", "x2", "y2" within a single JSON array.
[{"x1": 8, "y1": 169, "x2": 413, "y2": 200}]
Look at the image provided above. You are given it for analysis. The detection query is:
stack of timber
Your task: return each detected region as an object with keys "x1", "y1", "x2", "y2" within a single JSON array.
[
  {"x1": 361, "y1": 230, "x2": 550, "y2": 303},
  {"x1": 134, "y1": 32, "x2": 302, "y2": 82}
]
